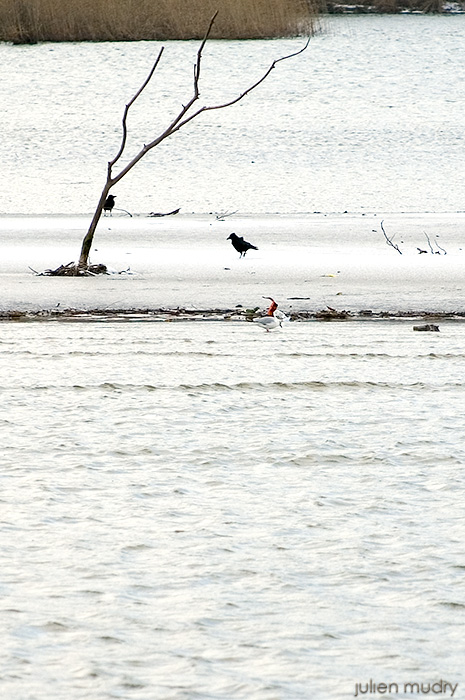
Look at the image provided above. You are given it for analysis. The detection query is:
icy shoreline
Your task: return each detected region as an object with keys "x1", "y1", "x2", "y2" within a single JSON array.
[
  {"x1": 2, "y1": 307, "x2": 465, "y2": 324},
  {"x1": 1, "y1": 212, "x2": 465, "y2": 318}
]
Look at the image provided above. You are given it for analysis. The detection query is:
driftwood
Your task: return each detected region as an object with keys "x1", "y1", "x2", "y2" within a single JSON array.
[
  {"x1": 424, "y1": 231, "x2": 447, "y2": 255},
  {"x1": 244, "y1": 306, "x2": 260, "y2": 321},
  {"x1": 413, "y1": 324, "x2": 440, "y2": 332},
  {"x1": 380, "y1": 220, "x2": 402, "y2": 255},
  {"x1": 382, "y1": 221, "x2": 448, "y2": 256},
  {"x1": 216, "y1": 210, "x2": 239, "y2": 221},
  {"x1": 148, "y1": 208, "x2": 180, "y2": 217},
  {"x1": 39, "y1": 262, "x2": 108, "y2": 276},
  {"x1": 315, "y1": 306, "x2": 350, "y2": 320}
]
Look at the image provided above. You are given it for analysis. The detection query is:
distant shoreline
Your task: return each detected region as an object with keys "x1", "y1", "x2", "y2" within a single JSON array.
[
  {"x1": 326, "y1": 4, "x2": 464, "y2": 14},
  {"x1": 1, "y1": 3, "x2": 464, "y2": 45},
  {"x1": 2, "y1": 308, "x2": 465, "y2": 323}
]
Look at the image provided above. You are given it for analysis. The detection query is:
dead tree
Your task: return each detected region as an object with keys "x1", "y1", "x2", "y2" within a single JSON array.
[{"x1": 73, "y1": 13, "x2": 309, "y2": 273}]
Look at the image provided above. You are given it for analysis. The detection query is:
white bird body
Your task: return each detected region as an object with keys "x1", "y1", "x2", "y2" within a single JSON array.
[
  {"x1": 253, "y1": 298, "x2": 289, "y2": 332},
  {"x1": 253, "y1": 315, "x2": 281, "y2": 331}
]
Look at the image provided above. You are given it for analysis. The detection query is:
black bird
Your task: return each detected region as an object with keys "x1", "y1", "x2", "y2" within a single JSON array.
[
  {"x1": 103, "y1": 194, "x2": 116, "y2": 216},
  {"x1": 227, "y1": 232, "x2": 258, "y2": 258}
]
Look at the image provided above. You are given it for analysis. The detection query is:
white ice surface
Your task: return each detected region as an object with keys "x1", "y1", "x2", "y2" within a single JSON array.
[{"x1": 1, "y1": 212, "x2": 464, "y2": 315}]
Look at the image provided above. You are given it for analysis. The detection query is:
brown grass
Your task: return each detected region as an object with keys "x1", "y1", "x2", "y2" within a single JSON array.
[{"x1": 0, "y1": 0, "x2": 318, "y2": 43}]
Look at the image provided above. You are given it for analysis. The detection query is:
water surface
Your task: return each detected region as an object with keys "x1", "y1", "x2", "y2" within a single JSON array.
[
  {"x1": 1, "y1": 15, "x2": 464, "y2": 215},
  {"x1": 1, "y1": 320, "x2": 464, "y2": 698}
]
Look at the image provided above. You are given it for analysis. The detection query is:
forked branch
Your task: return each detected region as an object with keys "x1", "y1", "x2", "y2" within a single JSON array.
[
  {"x1": 107, "y1": 34, "x2": 310, "y2": 190},
  {"x1": 380, "y1": 220, "x2": 403, "y2": 255}
]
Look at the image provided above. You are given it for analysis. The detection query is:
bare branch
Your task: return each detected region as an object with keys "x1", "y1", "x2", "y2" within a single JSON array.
[
  {"x1": 194, "y1": 11, "x2": 219, "y2": 87},
  {"x1": 381, "y1": 220, "x2": 402, "y2": 255},
  {"x1": 424, "y1": 231, "x2": 435, "y2": 254},
  {"x1": 169, "y1": 38, "x2": 312, "y2": 134},
  {"x1": 216, "y1": 210, "x2": 238, "y2": 220},
  {"x1": 109, "y1": 37, "x2": 311, "y2": 189},
  {"x1": 109, "y1": 47, "x2": 165, "y2": 172},
  {"x1": 148, "y1": 208, "x2": 180, "y2": 217},
  {"x1": 424, "y1": 231, "x2": 447, "y2": 255}
]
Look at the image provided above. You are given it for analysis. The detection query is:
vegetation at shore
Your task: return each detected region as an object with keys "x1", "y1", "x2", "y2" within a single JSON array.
[
  {"x1": 0, "y1": 0, "x2": 317, "y2": 43},
  {"x1": 0, "y1": 0, "x2": 462, "y2": 44},
  {"x1": 1, "y1": 0, "x2": 461, "y2": 44}
]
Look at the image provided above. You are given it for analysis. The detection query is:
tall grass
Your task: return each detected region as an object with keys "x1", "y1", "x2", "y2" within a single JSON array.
[{"x1": 0, "y1": 0, "x2": 317, "y2": 43}]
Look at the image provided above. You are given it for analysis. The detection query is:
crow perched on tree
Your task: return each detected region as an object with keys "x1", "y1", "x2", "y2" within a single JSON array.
[
  {"x1": 103, "y1": 194, "x2": 116, "y2": 215},
  {"x1": 227, "y1": 232, "x2": 258, "y2": 258}
]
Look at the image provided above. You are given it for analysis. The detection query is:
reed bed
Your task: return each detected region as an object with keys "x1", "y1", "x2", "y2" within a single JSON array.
[{"x1": 0, "y1": 0, "x2": 317, "y2": 43}]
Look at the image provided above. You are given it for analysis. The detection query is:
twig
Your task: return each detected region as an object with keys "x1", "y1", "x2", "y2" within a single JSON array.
[
  {"x1": 171, "y1": 38, "x2": 311, "y2": 136},
  {"x1": 423, "y1": 231, "x2": 447, "y2": 255},
  {"x1": 424, "y1": 231, "x2": 435, "y2": 254},
  {"x1": 380, "y1": 220, "x2": 402, "y2": 255},
  {"x1": 216, "y1": 210, "x2": 238, "y2": 220}
]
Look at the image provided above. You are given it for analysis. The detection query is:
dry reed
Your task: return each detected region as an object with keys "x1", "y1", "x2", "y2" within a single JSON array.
[{"x1": 0, "y1": 0, "x2": 317, "y2": 43}]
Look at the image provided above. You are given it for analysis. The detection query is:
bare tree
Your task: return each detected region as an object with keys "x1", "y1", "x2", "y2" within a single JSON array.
[{"x1": 67, "y1": 13, "x2": 308, "y2": 273}]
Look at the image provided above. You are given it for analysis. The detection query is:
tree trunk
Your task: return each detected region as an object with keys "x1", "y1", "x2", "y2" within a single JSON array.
[{"x1": 78, "y1": 186, "x2": 113, "y2": 268}]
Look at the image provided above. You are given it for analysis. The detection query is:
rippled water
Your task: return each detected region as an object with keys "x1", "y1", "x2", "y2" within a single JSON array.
[
  {"x1": 1, "y1": 15, "x2": 465, "y2": 215},
  {"x1": 1, "y1": 319, "x2": 464, "y2": 698}
]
